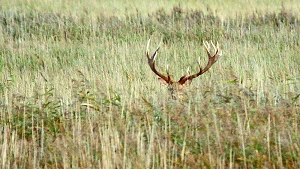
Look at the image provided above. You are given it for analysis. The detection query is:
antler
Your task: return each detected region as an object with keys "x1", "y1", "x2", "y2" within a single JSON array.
[
  {"x1": 146, "y1": 39, "x2": 222, "y2": 86},
  {"x1": 177, "y1": 41, "x2": 222, "y2": 85},
  {"x1": 146, "y1": 39, "x2": 174, "y2": 84}
]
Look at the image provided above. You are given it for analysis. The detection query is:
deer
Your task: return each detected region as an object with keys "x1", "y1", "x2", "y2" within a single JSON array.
[{"x1": 146, "y1": 39, "x2": 222, "y2": 99}]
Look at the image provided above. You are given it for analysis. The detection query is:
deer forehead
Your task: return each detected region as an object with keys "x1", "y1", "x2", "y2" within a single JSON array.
[{"x1": 169, "y1": 82, "x2": 186, "y2": 89}]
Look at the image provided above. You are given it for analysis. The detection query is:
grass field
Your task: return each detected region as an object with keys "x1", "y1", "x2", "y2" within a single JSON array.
[{"x1": 1, "y1": 0, "x2": 300, "y2": 168}]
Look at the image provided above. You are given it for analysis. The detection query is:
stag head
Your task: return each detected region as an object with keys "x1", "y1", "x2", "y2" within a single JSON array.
[{"x1": 146, "y1": 39, "x2": 222, "y2": 98}]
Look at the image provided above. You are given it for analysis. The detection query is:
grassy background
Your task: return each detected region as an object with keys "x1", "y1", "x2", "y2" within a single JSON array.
[{"x1": 0, "y1": 0, "x2": 300, "y2": 168}]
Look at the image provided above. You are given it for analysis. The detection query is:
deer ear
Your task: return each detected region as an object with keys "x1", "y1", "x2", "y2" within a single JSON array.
[{"x1": 158, "y1": 78, "x2": 169, "y2": 85}]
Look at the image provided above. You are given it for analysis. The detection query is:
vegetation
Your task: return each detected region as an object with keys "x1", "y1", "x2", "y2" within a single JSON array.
[{"x1": 0, "y1": 0, "x2": 299, "y2": 168}]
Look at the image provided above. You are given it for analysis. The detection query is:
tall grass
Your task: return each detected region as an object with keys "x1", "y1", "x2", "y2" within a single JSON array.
[{"x1": 0, "y1": 1, "x2": 300, "y2": 168}]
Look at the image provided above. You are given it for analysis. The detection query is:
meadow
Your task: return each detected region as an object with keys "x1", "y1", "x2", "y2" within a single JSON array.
[{"x1": 0, "y1": 0, "x2": 300, "y2": 168}]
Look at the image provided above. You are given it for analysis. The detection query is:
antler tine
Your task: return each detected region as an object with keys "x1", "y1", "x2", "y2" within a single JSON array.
[
  {"x1": 205, "y1": 41, "x2": 223, "y2": 58},
  {"x1": 146, "y1": 39, "x2": 173, "y2": 84},
  {"x1": 197, "y1": 57, "x2": 202, "y2": 70},
  {"x1": 186, "y1": 67, "x2": 190, "y2": 75},
  {"x1": 203, "y1": 41, "x2": 212, "y2": 56},
  {"x1": 146, "y1": 39, "x2": 160, "y2": 60},
  {"x1": 146, "y1": 39, "x2": 151, "y2": 57},
  {"x1": 216, "y1": 42, "x2": 223, "y2": 56},
  {"x1": 210, "y1": 40, "x2": 217, "y2": 52}
]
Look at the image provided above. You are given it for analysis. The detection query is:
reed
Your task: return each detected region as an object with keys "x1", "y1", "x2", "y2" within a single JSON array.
[{"x1": 0, "y1": 1, "x2": 299, "y2": 168}]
